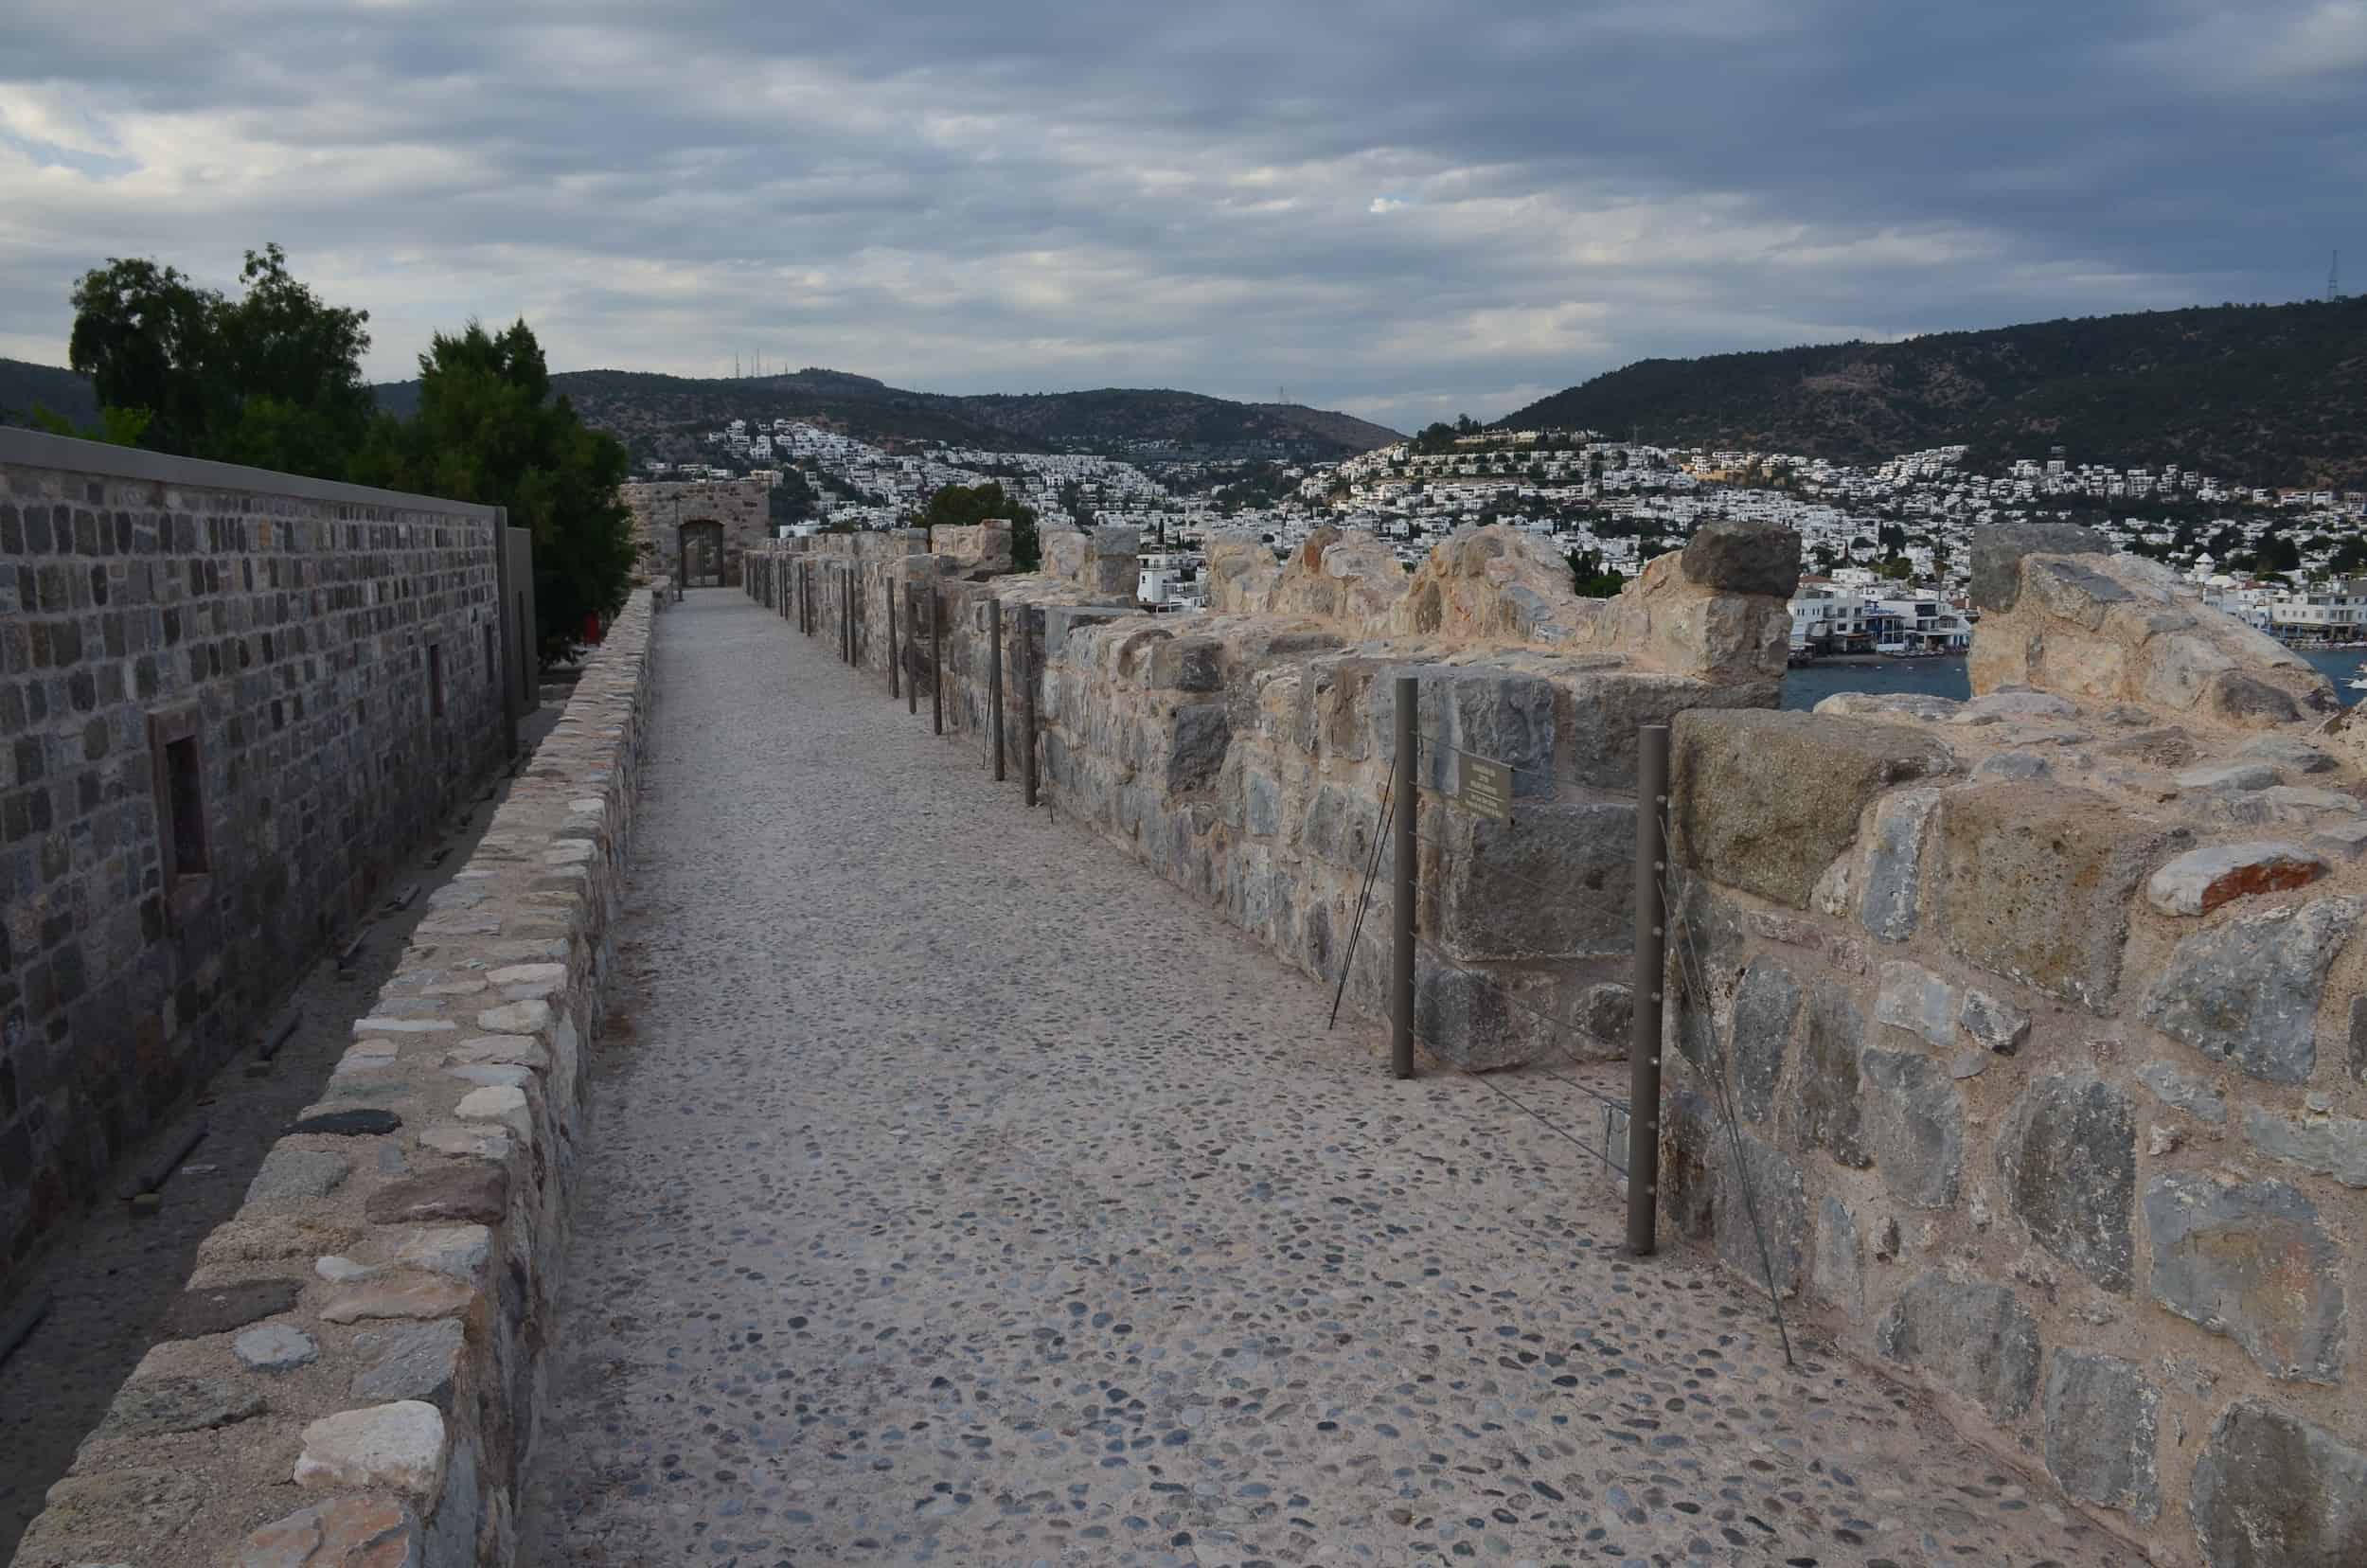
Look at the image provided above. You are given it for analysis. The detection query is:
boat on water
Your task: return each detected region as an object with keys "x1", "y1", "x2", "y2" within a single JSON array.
[{"x1": 2351, "y1": 661, "x2": 2367, "y2": 692}]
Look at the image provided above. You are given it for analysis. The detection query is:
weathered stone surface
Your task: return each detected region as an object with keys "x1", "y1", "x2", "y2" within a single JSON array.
[
  {"x1": 161, "y1": 1276, "x2": 305, "y2": 1339},
  {"x1": 2241, "y1": 733, "x2": 2339, "y2": 775},
  {"x1": 1996, "y1": 1073, "x2": 2136, "y2": 1292},
  {"x1": 2241, "y1": 1104, "x2": 2367, "y2": 1186},
  {"x1": 2134, "y1": 1060, "x2": 2228, "y2": 1124},
  {"x1": 1789, "y1": 979, "x2": 1870, "y2": 1167},
  {"x1": 1873, "y1": 959, "x2": 1956, "y2": 1047},
  {"x1": 416, "y1": 1123, "x2": 513, "y2": 1161},
  {"x1": 1812, "y1": 691, "x2": 1962, "y2": 722},
  {"x1": 197, "y1": 1214, "x2": 364, "y2": 1267},
  {"x1": 1402, "y1": 666, "x2": 1557, "y2": 799},
  {"x1": 246, "y1": 1147, "x2": 353, "y2": 1209},
  {"x1": 2146, "y1": 841, "x2": 2328, "y2": 917},
  {"x1": 287, "y1": 1109, "x2": 404, "y2": 1137},
  {"x1": 2141, "y1": 897, "x2": 2363, "y2": 1083},
  {"x1": 294, "y1": 1401, "x2": 448, "y2": 1504},
  {"x1": 1578, "y1": 981, "x2": 1631, "y2": 1044},
  {"x1": 472, "y1": 999, "x2": 551, "y2": 1036},
  {"x1": 1969, "y1": 522, "x2": 2110, "y2": 612},
  {"x1": 2043, "y1": 1350, "x2": 2160, "y2": 1521},
  {"x1": 1726, "y1": 958, "x2": 1802, "y2": 1123},
  {"x1": 1954, "y1": 688, "x2": 2080, "y2": 723},
  {"x1": 235, "y1": 1322, "x2": 321, "y2": 1372},
  {"x1": 365, "y1": 1167, "x2": 508, "y2": 1226},
  {"x1": 1932, "y1": 782, "x2": 2180, "y2": 1010},
  {"x1": 453, "y1": 1083, "x2": 528, "y2": 1135},
  {"x1": 240, "y1": 1495, "x2": 422, "y2": 1568},
  {"x1": 1165, "y1": 704, "x2": 1231, "y2": 793},
  {"x1": 1712, "y1": 1131, "x2": 1807, "y2": 1296},
  {"x1": 2176, "y1": 761, "x2": 2282, "y2": 793},
  {"x1": 2145, "y1": 1173, "x2": 2344, "y2": 1381},
  {"x1": 1971, "y1": 748, "x2": 2053, "y2": 782},
  {"x1": 351, "y1": 1319, "x2": 468, "y2": 1409},
  {"x1": 388, "y1": 1224, "x2": 493, "y2": 1281},
  {"x1": 1434, "y1": 802, "x2": 1631, "y2": 959},
  {"x1": 322, "y1": 1274, "x2": 474, "y2": 1324},
  {"x1": 1678, "y1": 518, "x2": 1801, "y2": 597},
  {"x1": 13, "y1": 1468, "x2": 209, "y2": 1561},
  {"x1": 1812, "y1": 1196, "x2": 1863, "y2": 1320},
  {"x1": 2190, "y1": 1402, "x2": 2367, "y2": 1568},
  {"x1": 1957, "y1": 988, "x2": 2030, "y2": 1053},
  {"x1": 1671, "y1": 710, "x2": 1953, "y2": 909},
  {"x1": 1875, "y1": 1274, "x2": 2040, "y2": 1421},
  {"x1": 93, "y1": 1374, "x2": 269, "y2": 1439},
  {"x1": 1860, "y1": 788, "x2": 1940, "y2": 939},
  {"x1": 1860, "y1": 1048, "x2": 1963, "y2": 1209}
]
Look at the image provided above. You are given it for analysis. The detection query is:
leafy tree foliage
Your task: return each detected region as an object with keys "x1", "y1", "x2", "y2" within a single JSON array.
[
  {"x1": 353, "y1": 319, "x2": 634, "y2": 662},
  {"x1": 1565, "y1": 548, "x2": 1627, "y2": 597},
  {"x1": 922, "y1": 480, "x2": 1041, "y2": 570}
]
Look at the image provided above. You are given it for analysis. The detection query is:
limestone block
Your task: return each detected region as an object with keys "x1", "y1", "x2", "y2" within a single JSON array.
[
  {"x1": 235, "y1": 1323, "x2": 321, "y2": 1373},
  {"x1": 1968, "y1": 521, "x2": 2110, "y2": 613},
  {"x1": 2140, "y1": 896, "x2": 2362, "y2": 1083},
  {"x1": 1873, "y1": 960, "x2": 1956, "y2": 1047},
  {"x1": 1164, "y1": 704, "x2": 1231, "y2": 794},
  {"x1": 1433, "y1": 802, "x2": 1631, "y2": 961},
  {"x1": 1085, "y1": 525, "x2": 1139, "y2": 597},
  {"x1": 1813, "y1": 691, "x2": 1963, "y2": 722},
  {"x1": 1726, "y1": 957, "x2": 1803, "y2": 1124},
  {"x1": 13, "y1": 1469, "x2": 210, "y2": 1564},
  {"x1": 1147, "y1": 636, "x2": 1222, "y2": 692},
  {"x1": 1562, "y1": 669, "x2": 1770, "y2": 790},
  {"x1": 2239, "y1": 732, "x2": 2339, "y2": 774},
  {"x1": 1931, "y1": 783, "x2": 2181, "y2": 1011},
  {"x1": 1387, "y1": 665, "x2": 1557, "y2": 800},
  {"x1": 2042, "y1": 1351, "x2": 2161, "y2": 1522},
  {"x1": 294, "y1": 1401, "x2": 448, "y2": 1505},
  {"x1": 1812, "y1": 1196, "x2": 1864, "y2": 1320},
  {"x1": 1711, "y1": 1131, "x2": 1807, "y2": 1295},
  {"x1": 2146, "y1": 841, "x2": 2328, "y2": 916},
  {"x1": 1996, "y1": 1072, "x2": 2137, "y2": 1292},
  {"x1": 1393, "y1": 524, "x2": 1582, "y2": 643},
  {"x1": 1575, "y1": 551, "x2": 1790, "y2": 683},
  {"x1": 94, "y1": 1374, "x2": 270, "y2": 1439},
  {"x1": 2145, "y1": 1173, "x2": 2343, "y2": 1382},
  {"x1": 365, "y1": 1167, "x2": 507, "y2": 1226},
  {"x1": 1875, "y1": 1273, "x2": 2041, "y2": 1422},
  {"x1": 2188, "y1": 1402, "x2": 2367, "y2": 1568},
  {"x1": 1860, "y1": 1048, "x2": 1964, "y2": 1209},
  {"x1": 351, "y1": 1319, "x2": 468, "y2": 1410},
  {"x1": 1671, "y1": 710, "x2": 1954, "y2": 910},
  {"x1": 321, "y1": 1275, "x2": 474, "y2": 1324},
  {"x1": 2176, "y1": 761, "x2": 2281, "y2": 793},
  {"x1": 1041, "y1": 528, "x2": 1088, "y2": 582},
  {"x1": 246, "y1": 1147, "x2": 353, "y2": 1210}
]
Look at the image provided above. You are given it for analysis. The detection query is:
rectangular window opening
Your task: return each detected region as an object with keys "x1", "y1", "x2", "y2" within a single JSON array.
[
  {"x1": 163, "y1": 732, "x2": 207, "y2": 876},
  {"x1": 427, "y1": 642, "x2": 445, "y2": 719},
  {"x1": 484, "y1": 622, "x2": 497, "y2": 690}
]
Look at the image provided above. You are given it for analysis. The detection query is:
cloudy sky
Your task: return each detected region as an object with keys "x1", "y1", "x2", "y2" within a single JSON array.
[{"x1": 1, "y1": 1, "x2": 2358, "y2": 429}]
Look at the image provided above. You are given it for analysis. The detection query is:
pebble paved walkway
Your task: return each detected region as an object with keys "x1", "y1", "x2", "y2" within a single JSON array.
[{"x1": 517, "y1": 592, "x2": 2138, "y2": 1568}]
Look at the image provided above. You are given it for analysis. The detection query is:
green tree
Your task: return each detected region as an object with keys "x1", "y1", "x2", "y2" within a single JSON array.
[
  {"x1": 1565, "y1": 548, "x2": 1626, "y2": 598},
  {"x1": 921, "y1": 481, "x2": 1041, "y2": 571},
  {"x1": 66, "y1": 244, "x2": 372, "y2": 473},
  {"x1": 354, "y1": 319, "x2": 633, "y2": 662}
]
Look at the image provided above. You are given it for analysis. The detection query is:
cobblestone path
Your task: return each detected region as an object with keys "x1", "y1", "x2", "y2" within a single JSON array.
[{"x1": 518, "y1": 592, "x2": 2137, "y2": 1568}]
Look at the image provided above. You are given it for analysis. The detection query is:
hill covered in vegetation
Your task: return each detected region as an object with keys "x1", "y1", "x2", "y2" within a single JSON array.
[
  {"x1": 1501, "y1": 296, "x2": 2367, "y2": 488},
  {"x1": 0, "y1": 358, "x2": 99, "y2": 429}
]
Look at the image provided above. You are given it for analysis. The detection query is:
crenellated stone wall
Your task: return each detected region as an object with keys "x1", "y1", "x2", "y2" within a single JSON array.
[
  {"x1": 1663, "y1": 531, "x2": 2367, "y2": 1567},
  {"x1": 9, "y1": 588, "x2": 659, "y2": 1568}
]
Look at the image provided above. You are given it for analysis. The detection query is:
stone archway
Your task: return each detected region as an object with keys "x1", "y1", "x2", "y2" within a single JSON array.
[{"x1": 678, "y1": 520, "x2": 724, "y2": 588}]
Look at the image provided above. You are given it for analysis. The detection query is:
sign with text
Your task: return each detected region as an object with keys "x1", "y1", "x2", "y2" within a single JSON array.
[{"x1": 1455, "y1": 756, "x2": 1513, "y2": 821}]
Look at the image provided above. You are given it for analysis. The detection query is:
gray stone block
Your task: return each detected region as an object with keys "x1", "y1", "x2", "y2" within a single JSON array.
[
  {"x1": 1958, "y1": 988, "x2": 2031, "y2": 1053},
  {"x1": 1713, "y1": 1130, "x2": 1806, "y2": 1297},
  {"x1": 2189, "y1": 1402, "x2": 2367, "y2": 1568},
  {"x1": 1812, "y1": 1196, "x2": 1864, "y2": 1321},
  {"x1": 1434, "y1": 802, "x2": 1631, "y2": 961},
  {"x1": 1164, "y1": 704, "x2": 1231, "y2": 793},
  {"x1": 94, "y1": 1376, "x2": 268, "y2": 1440},
  {"x1": 2145, "y1": 841, "x2": 2327, "y2": 917},
  {"x1": 1678, "y1": 520, "x2": 1801, "y2": 597},
  {"x1": 1875, "y1": 1273, "x2": 2041, "y2": 1421},
  {"x1": 1671, "y1": 710, "x2": 1954, "y2": 910},
  {"x1": 1789, "y1": 979, "x2": 1871, "y2": 1167},
  {"x1": 1860, "y1": 788, "x2": 1941, "y2": 939},
  {"x1": 1860, "y1": 1047, "x2": 1964, "y2": 1209},
  {"x1": 1996, "y1": 1073, "x2": 2136, "y2": 1292},
  {"x1": 2145, "y1": 1173, "x2": 2344, "y2": 1382},
  {"x1": 2141, "y1": 896, "x2": 2362, "y2": 1084},
  {"x1": 243, "y1": 1146, "x2": 351, "y2": 1210},
  {"x1": 1727, "y1": 957, "x2": 1802, "y2": 1124},
  {"x1": 2135, "y1": 1060, "x2": 2228, "y2": 1124},
  {"x1": 1933, "y1": 782, "x2": 2181, "y2": 1011},
  {"x1": 1873, "y1": 959, "x2": 1956, "y2": 1047},
  {"x1": 2241, "y1": 1104, "x2": 2367, "y2": 1186},
  {"x1": 2043, "y1": 1350, "x2": 2160, "y2": 1521},
  {"x1": 1969, "y1": 522, "x2": 2110, "y2": 612},
  {"x1": 353, "y1": 1318, "x2": 468, "y2": 1410}
]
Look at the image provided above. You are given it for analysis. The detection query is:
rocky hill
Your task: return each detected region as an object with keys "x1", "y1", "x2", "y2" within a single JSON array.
[
  {"x1": 1501, "y1": 296, "x2": 2367, "y2": 488},
  {"x1": 0, "y1": 358, "x2": 99, "y2": 429}
]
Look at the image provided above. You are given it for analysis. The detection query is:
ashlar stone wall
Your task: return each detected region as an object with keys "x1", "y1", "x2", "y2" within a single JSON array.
[
  {"x1": 1663, "y1": 531, "x2": 2367, "y2": 1568},
  {"x1": 10, "y1": 588, "x2": 658, "y2": 1568},
  {"x1": 1, "y1": 431, "x2": 514, "y2": 1292},
  {"x1": 621, "y1": 478, "x2": 771, "y2": 588}
]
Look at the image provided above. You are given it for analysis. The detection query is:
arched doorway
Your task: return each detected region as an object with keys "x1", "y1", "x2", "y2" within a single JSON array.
[{"x1": 678, "y1": 520, "x2": 724, "y2": 588}]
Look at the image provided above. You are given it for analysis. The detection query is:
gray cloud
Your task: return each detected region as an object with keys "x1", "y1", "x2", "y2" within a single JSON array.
[{"x1": 1, "y1": 1, "x2": 2356, "y2": 429}]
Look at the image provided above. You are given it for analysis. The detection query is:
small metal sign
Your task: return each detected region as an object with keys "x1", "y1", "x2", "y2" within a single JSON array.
[{"x1": 1455, "y1": 756, "x2": 1513, "y2": 821}]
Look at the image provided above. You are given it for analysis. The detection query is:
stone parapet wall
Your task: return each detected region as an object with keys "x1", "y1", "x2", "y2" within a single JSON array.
[
  {"x1": 620, "y1": 478, "x2": 771, "y2": 587},
  {"x1": 1, "y1": 431, "x2": 518, "y2": 1293},
  {"x1": 10, "y1": 589, "x2": 659, "y2": 1568},
  {"x1": 1664, "y1": 650, "x2": 2367, "y2": 1562}
]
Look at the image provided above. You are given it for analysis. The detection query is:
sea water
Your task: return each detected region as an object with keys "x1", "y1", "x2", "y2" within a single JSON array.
[{"x1": 1780, "y1": 648, "x2": 2365, "y2": 712}]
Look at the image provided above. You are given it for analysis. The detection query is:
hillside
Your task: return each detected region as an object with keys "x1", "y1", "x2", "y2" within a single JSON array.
[
  {"x1": 944, "y1": 388, "x2": 1401, "y2": 458},
  {"x1": 0, "y1": 358, "x2": 98, "y2": 428},
  {"x1": 1501, "y1": 296, "x2": 2367, "y2": 488}
]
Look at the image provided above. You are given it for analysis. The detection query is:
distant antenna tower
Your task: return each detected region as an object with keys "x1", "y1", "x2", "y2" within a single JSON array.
[
  {"x1": 735, "y1": 351, "x2": 742, "y2": 379},
  {"x1": 2331, "y1": 250, "x2": 2342, "y2": 303}
]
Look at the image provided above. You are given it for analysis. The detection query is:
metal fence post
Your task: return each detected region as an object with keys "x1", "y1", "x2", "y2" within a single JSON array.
[
  {"x1": 1392, "y1": 674, "x2": 1416, "y2": 1080},
  {"x1": 887, "y1": 580, "x2": 900, "y2": 700},
  {"x1": 1628, "y1": 722, "x2": 1671, "y2": 1256},
  {"x1": 906, "y1": 584, "x2": 918, "y2": 716},
  {"x1": 930, "y1": 586, "x2": 943, "y2": 735},
  {"x1": 989, "y1": 603, "x2": 1006, "y2": 781},
  {"x1": 842, "y1": 570, "x2": 853, "y2": 665},
  {"x1": 1022, "y1": 605, "x2": 1039, "y2": 807}
]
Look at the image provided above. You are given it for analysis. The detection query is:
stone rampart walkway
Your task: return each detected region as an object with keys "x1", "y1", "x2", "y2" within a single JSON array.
[{"x1": 517, "y1": 593, "x2": 2135, "y2": 1567}]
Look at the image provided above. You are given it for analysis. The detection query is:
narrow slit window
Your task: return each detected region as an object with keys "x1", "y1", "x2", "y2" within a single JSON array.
[
  {"x1": 484, "y1": 622, "x2": 497, "y2": 689},
  {"x1": 427, "y1": 642, "x2": 445, "y2": 718}
]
